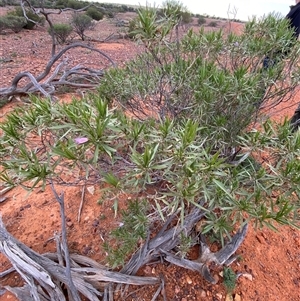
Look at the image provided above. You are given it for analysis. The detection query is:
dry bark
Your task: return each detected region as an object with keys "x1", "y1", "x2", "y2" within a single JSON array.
[
  {"x1": 0, "y1": 188, "x2": 248, "y2": 300},
  {"x1": 0, "y1": 42, "x2": 115, "y2": 101}
]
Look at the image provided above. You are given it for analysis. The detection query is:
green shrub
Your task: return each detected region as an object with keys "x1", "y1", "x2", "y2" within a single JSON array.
[
  {"x1": 66, "y1": 0, "x2": 88, "y2": 9},
  {"x1": 0, "y1": 15, "x2": 26, "y2": 33},
  {"x1": 1, "y1": 4, "x2": 300, "y2": 273},
  {"x1": 85, "y1": 7, "x2": 103, "y2": 21},
  {"x1": 127, "y1": 17, "x2": 138, "y2": 39},
  {"x1": 106, "y1": 11, "x2": 114, "y2": 18},
  {"x1": 53, "y1": 0, "x2": 66, "y2": 9},
  {"x1": 223, "y1": 267, "x2": 237, "y2": 292},
  {"x1": 208, "y1": 20, "x2": 218, "y2": 27},
  {"x1": 48, "y1": 23, "x2": 73, "y2": 44},
  {"x1": 198, "y1": 15, "x2": 206, "y2": 25},
  {"x1": 7, "y1": 6, "x2": 44, "y2": 29},
  {"x1": 71, "y1": 13, "x2": 92, "y2": 40},
  {"x1": 181, "y1": 11, "x2": 192, "y2": 24}
]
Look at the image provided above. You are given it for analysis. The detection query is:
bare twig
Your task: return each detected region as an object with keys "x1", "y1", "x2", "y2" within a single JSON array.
[
  {"x1": 50, "y1": 181, "x2": 81, "y2": 301},
  {"x1": 0, "y1": 267, "x2": 15, "y2": 278},
  {"x1": 78, "y1": 185, "x2": 86, "y2": 223}
]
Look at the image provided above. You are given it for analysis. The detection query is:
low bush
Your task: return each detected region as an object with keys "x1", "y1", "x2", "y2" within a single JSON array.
[
  {"x1": 71, "y1": 13, "x2": 92, "y2": 40},
  {"x1": 85, "y1": 7, "x2": 104, "y2": 21},
  {"x1": 198, "y1": 15, "x2": 206, "y2": 25},
  {"x1": 7, "y1": 6, "x2": 44, "y2": 29},
  {"x1": 66, "y1": 0, "x2": 88, "y2": 10},
  {"x1": 208, "y1": 20, "x2": 218, "y2": 27},
  {"x1": 48, "y1": 23, "x2": 73, "y2": 44},
  {"x1": 0, "y1": 15, "x2": 26, "y2": 33}
]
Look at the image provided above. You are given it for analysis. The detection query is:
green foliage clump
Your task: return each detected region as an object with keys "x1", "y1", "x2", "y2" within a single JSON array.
[
  {"x1": 223, "y1": 267, "x2": 237, "y2": 292},
  {"x1": 0, "y1": 15, "x2": 26, "y2": 33},
  {"x1": 127, "y1": 17, "x2": 139, "y2": 39},
  {"x1": 71, "y1": 13, "x2": 92, "y2": 40},
  {"x1": 0, "y1": 1, "x2": 300, "y2": 270},
  {"x1": 98, "y1": 10, "x2": 300, "y2": 151},
  {"x1": 7, "y1": 6, "x2": 44, "y2": 29},
  {"x1": 103, "y1": 199, "x2": 149, "y2": 268},
  {"x1": 66, "y1": 0, "x2": 88, "y2": 10},
  {"x1": 208, "y1": 20, "x2": 218, "y2": 27},
  {"x1": 181, "y1": 11, "x2": 192, "y2": 24},
  {"x1": 48, "y1": 23, "x2": 73, "y2": 44},
  {"x1": 0, "y1": 95, "x2": 299, "y2": 245},
  {"x1": 85, "y1": 7, "x2": 104, "y2": 21},
  {"x1": 198, "y1": 15, "x2": 206, "y2": 25}
]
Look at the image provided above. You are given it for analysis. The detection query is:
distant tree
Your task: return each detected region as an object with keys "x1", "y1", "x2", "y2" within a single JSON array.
[{"x1": 71, "y1": 13, "x2": 92, "y2": 40}]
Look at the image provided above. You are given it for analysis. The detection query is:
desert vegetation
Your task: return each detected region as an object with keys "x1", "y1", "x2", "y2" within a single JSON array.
[{"x1": 0, "y1": 0, "x2": 300, "y2": 300}]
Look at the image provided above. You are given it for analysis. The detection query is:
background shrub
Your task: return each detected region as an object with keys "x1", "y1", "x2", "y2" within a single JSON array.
[
  {"x1": 0, "y1": 15, "x2": 26, "y2": 33},
  {"x1": 71, "y1": 13, "x2": 92, "y2": 40},
  {"x1": 66, "y1": 0, "x2": 88, "y2": 10},
  {"x1": 198, "y1": 15, "x2": 206, "y2": 25},
  {"x1": 85, "y1": 7, "x2": 104, "y2": 21},
  {"x1": 181, "y1": 11, "x2": 192, "y2": 25},
  {"x1": 48, "y1": 23, "x2": 73, "y2": 44},
  {"x1": 208, "y1": 20, "x2": 218, "y2": 27},
  {"x1": 7, "y1": 6, "x2": 44, "y2": 29}
]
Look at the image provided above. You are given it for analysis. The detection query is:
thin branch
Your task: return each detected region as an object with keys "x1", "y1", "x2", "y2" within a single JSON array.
[
  {"x1": 78, "y1": 185, "x2": 86, "y2": 223},
  {"x1": 50, "y1": 181, "x2": 81, "y2": 301}
]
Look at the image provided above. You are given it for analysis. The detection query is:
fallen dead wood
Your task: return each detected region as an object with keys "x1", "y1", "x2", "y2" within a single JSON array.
[
  {"x1": 121, "y1": 204, "x2": 248, "y2": 283},
  {"x1": 0, "y1": 189, "x2": 248, "y2": 300},
  {"x1": 0, "y1": 42, "x2": 116, "y2": 101},
  {"x1": 0, "y1": 214, "x2": 160, "y2": 301}
]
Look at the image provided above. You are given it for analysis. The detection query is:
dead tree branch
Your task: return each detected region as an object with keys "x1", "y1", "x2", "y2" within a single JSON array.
[{"x1": 0, "y1": 42, "x2": 116, "y2": 100}]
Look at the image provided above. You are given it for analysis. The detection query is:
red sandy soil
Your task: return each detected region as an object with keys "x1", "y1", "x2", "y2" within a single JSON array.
[{"x1": 0, "y1": 8, "x2": 300, "y2": 301}]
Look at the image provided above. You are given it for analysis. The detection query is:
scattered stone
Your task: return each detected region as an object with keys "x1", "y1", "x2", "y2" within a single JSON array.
[
  {"x1": 195, "y1": 219, "x2": 205, "y2": 233},
  {"x1": 225, "y1": 293, "x2": 233, "y2": 301},
  {"x1": 216, "y1": 293, "x2": 223, "y2": 300},
  {"x1": 213, "y1": 274, "x2": 220, "y2": 283},
  {"x1": 234, "y1": 293, "x2": 242, "y2": 301},
  {"x1": 175, "y1": 286, "x2": 181, "y2": 294},
  {"x1": 66, "y1": 221, "x2": 73, "y2": 227},
  {"x1": 143, "y1": 266, "x2": 152, "y2": 275},
  {"x1": 200, "y1": 290, "x2": 206, "y2": 298},
  {"x1": 241, "y1": 273, "x2": 253, "y2": 281},
  {"x1": 186, "y1": 275, "x2": 192, "y2": 284},
  {"x1": 87, "y1": 186, "x2": 95, "y2": 195},
  {"x1": 92, "y1": 219, "x2": 99, "y2": 227}
]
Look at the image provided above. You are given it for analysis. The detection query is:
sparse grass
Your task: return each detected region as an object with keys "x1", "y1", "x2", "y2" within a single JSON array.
[{"x1": 223, "y1": 267, "x2": 237, "y2": 292}]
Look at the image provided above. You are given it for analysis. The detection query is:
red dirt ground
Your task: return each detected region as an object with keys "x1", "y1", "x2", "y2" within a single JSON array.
[{"x1": 1, "y1": 7, "x2": 300, "y2": 301}]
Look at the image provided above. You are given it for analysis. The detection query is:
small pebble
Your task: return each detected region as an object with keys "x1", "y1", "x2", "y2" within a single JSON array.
[
  {"x1": 234, "y1": 293, "x2": 242, "y2": 301},
  {"x1": 67, "y1": 221, "x2": 73, "y2": 227},
  {"x1": 186, "y1": 275, "x2": 192, "y2": 284},
  {"x1": 241, "y1": 273, "x2": 253, "y2": 281},
  {"x1": 200, "y1": 290, "x2": 206, "y2": 298}
]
